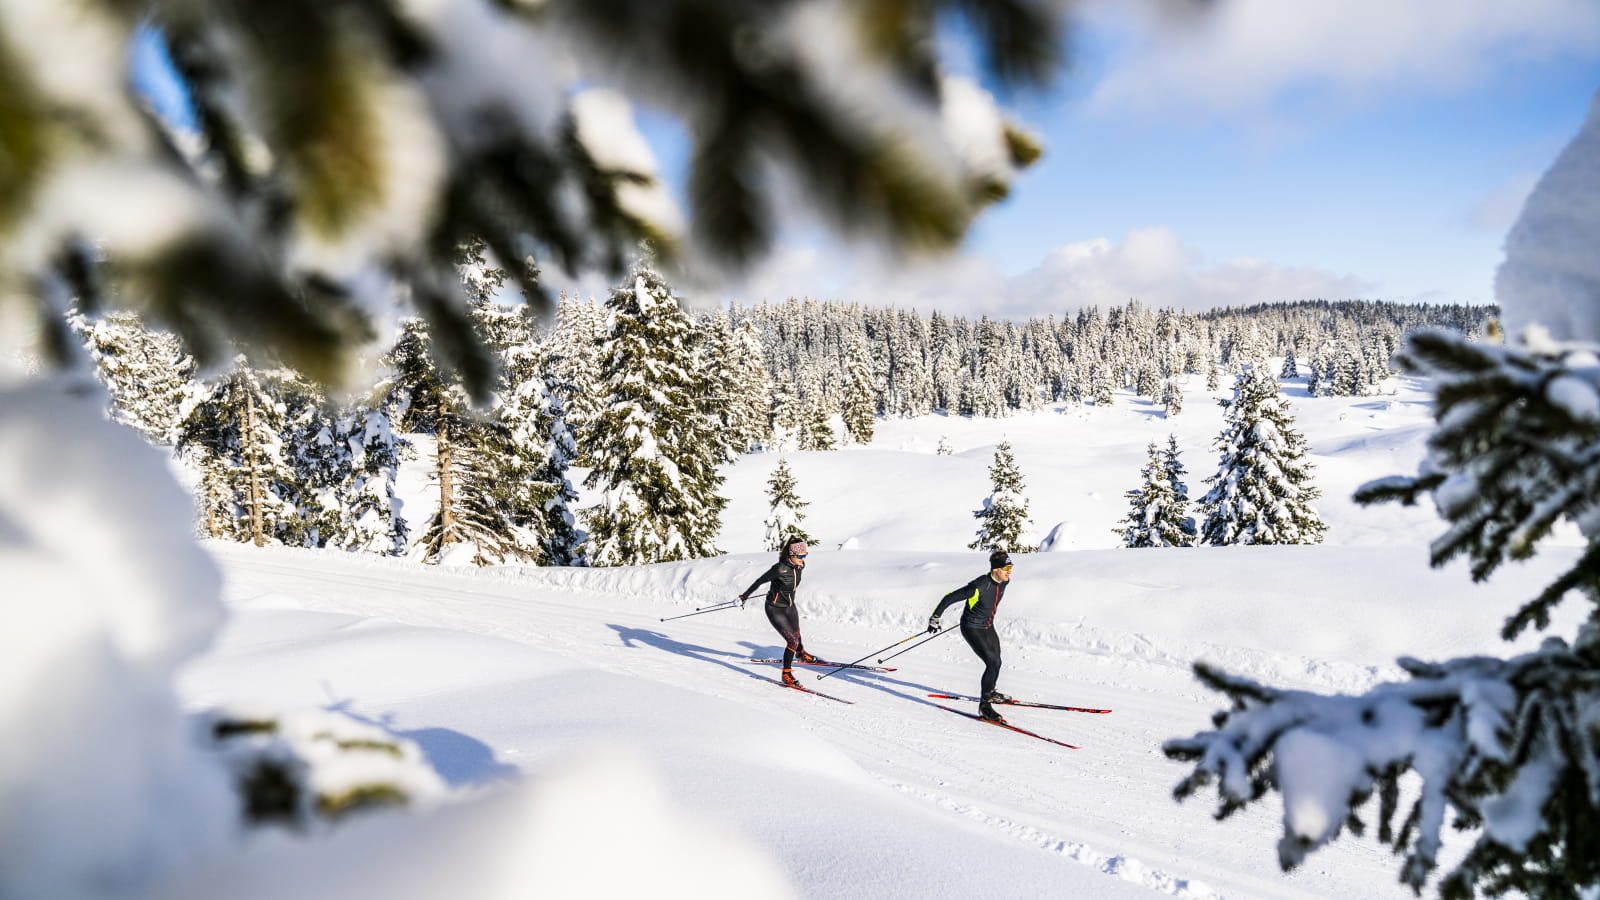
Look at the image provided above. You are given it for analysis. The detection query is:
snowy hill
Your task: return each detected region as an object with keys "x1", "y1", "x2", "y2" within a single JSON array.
[{"x1": 160, "y1": 371, "x2": 1585, "y2": 899}]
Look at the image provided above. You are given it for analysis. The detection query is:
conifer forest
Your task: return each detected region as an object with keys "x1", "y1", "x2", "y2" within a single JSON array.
[{"x1": 74, "y1": 270, "x2": 1492, "y2": 568}]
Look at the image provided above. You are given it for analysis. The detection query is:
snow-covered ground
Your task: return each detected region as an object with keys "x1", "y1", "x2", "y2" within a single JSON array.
[{"x1": 167, "y1": 369, "x2": 1588, "y2": 899}]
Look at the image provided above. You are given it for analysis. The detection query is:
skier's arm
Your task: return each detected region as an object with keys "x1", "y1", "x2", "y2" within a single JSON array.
[
  {"x1": 740, "y1": 564, "x2": 779, "y2": 602},
  {"x1": 929, "y1": 579, "x2": 980, "y2": 628}
]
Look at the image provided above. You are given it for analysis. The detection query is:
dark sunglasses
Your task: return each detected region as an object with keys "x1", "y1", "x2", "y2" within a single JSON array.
[{"x1": 791, "y1": 552, "x2": 808, "y2": 558}]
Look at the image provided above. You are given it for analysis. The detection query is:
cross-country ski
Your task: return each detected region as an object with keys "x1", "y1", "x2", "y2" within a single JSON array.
[
  {"x1": 927, "y1": 693, "x2": 1111, "y2": 714},
  {"x1": 749, "y1": 674, "x2": 854, "y2": 704},
  {"x1": 931, "y1": 704, "x2": 1080, "y2": 749},
  {"x1": 748, "y1": 657, "x2": 897, "y2": 673}
]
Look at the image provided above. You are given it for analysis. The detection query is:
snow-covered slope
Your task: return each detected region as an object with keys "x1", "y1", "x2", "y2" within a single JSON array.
[{"x1": 165, "y1": 372, "x2": 1584, "y2": 899}]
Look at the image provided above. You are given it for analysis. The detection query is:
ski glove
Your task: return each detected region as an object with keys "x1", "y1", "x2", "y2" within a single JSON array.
[{"x1": 926, "y1": 615, "x2": 940, "y2": 634}]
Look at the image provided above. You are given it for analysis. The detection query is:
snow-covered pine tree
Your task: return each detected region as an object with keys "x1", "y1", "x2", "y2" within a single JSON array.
[
  {"x1": 334, "y1": 400, "x2": 410, "y2": 555},
  {"x1": 1205, "y1": 363, "x2": 1221, "y2": 391},
  {"x1": 516, "y1": 345, "x2": 587, "y2": 566},
  {"x1": 1118, "y1": 434, "x2": 1197, "y2": 547},
  {"x1": 71, "y1": 309, "x2": 194, "y2": 445},
  {"x1": 1279, "y1": 347, "x2": 1299, "y2": 379},
  {"x1": 176, "y1": 358, "x2": 296, "y2": 547},
  {"x1": 1135, "y1": 363, "x2": 1161, "y2": 400},
  {"x1": 551, "y1": 294, "x2": 608, "y2": 462},
  {"x1": 1085, "y1": 361, "x2": 1115, "y2": 406},
  {"x1": 796, "y1": 364, "x2": 838, "y2": 451},
  {"x1": 1161, "y1": 377, "x2": 1185, "y2": 417},
  {"x1": 583, "y1": 262, "x2": 726, "y2": 566},
  {"x1": 1167, "y1": 101, "x2": 1600, "y2": 896},
  {"x1": 697, "y1": 312, "x2": 749, "y2": 464},
  {"x1": 936, "y1": 435, "x2": 954, "y2": 456},
  {"x1": 1198, "y1": 367, "x2": 1326, "y2": 546},
  {"x1": 841, "y1": 329, "x2": 877, "y2": 445},
  {"x1": 726, "y1": 319, "x2": 774, "y2": 452},
  {"x1": 467, "y1": 267, "x2": 586, "y2": 566},
  {"x1": 969, "y1": 440, "x2": 1036, "y2": 552},
  {"x1": 386, "y1": 317, "x2": 525, "y2": 566},
  {"x1": 930, "y1": 311, "x2": 964, "y2": 412},
  {"x1": 769, "y1": 380, "x2": 801, "y2": 453},
  {"x1": 275, "y1": 372, "x2": 344, "y2": 548},
  {"x1": 1305, "y1": 353, "x2": 1324, "y2": 397},
  {"x1": 762, "y1": 457, "x2": 812, "y2": 550}
]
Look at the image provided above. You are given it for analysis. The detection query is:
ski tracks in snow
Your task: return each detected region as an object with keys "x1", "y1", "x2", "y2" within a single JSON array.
[{"x1": 880, "y1": 777, "x2": 1222, "y2": 899}]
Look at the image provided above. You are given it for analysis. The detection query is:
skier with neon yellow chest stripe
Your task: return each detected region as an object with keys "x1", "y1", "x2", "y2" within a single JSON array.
[{"x1": 928, "y1": 550, "x2": 1015, "y2": 723}]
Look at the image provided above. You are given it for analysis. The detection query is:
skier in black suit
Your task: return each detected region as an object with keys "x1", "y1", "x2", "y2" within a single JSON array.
[{"x1": 740, "y1": 536, "x2": 818, "y2": 686}]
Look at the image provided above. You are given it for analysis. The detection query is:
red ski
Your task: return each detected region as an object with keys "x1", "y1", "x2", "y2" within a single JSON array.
[
  {"x1": 932, "y1": 704, "x2": 1079, "y2": 749},
  {"x1": 927, "y1": 693, "x2": 1111, "y2": 714},
  {"x1": 748, "y1": 658, "x2": 896, "y2": 673},
  {"x1": 750, "y1": 674, "x2": 853, "y2": 704}
]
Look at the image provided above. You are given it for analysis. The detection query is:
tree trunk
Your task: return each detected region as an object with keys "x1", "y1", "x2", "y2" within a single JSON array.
[
  {"x1": 436, "y1": 410, "x2": 456, "y2": 552},
  {"x1": 244, "y1": 384, "x2": 265, "y2": 547}
]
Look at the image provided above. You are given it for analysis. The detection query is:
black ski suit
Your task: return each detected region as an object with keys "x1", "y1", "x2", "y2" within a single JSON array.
[
  {"x1": 932, "y1": 573, "x2": 1008, "y2": 705},
  {"x1": 741, "y1": 560, "x2": 810, "y2": 668}
]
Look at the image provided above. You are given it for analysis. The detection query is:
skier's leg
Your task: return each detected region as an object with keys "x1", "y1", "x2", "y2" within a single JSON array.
[
  {"x1": 766, "y1": 603, "x2": 803, "y2": 668},
  {"x1": 962, "y1": 625, "x2": 1004, "y2": 715}
]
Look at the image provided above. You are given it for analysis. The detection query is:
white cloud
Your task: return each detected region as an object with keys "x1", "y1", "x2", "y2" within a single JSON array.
[
  {"x1": 1008, "y1": 226, "x2": 1376, "y2": 312},
  {"x1": 717, "y1": 225, "x2": 1376, "y2": 317},
  {"x1": 1084, "y1": 0, "x2": 1600, "y2": 117}
]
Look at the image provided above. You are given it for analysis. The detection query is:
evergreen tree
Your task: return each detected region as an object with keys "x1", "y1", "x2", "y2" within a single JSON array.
[
  {"x1": 551, "y1": 295, "x2": 608, "y2": 461},
  {"x1": 472, "y1": 280, "x2": 587, "y2": 567},
  {"x1": 796, "y1": 364, "x2": 838, "y2": 451},
  {"x1": 840, "y1": 329, "x2": 878, "y2": 445},
  {"x1": 936, "y1": 435, "x2": 954, "y2": 456},
  {"x1": 1116, "y1": 436, "x2": 1196, "y2": 547},
  {"x1": 334, "y1": 401, "x2": 410, "y2": 555},
  {"x1": 583, "y1": 263, "x2": 726, "y2": 566},
  {"x1": 386, "y1": 317, "x2": 525, "y2": 565},
  {"x1": 176, "y1": 358, "x2": 296, "y2": 547},
  {"x1": 276, "y1": 373, "x2": 345, "y2": 548},
  {"x1": 697, "y1": 311, "x2": 748, "y2": 464},
  {"x1": 969, "y1": 440, "x2": 1036, "y2": 552},
  {"x1": 769, "y1": 380, "x2": 801, "y2": 453},
  {"x1": 726, "y1": 319, "x2": 774, "y2": 452},
  {"x1": 1090, "y1": 363, "x2": 1116, "y2": 406},
  {"x1": 1135, "y1": 363, "x2": 1161, "y2": 399},
  {"x1": 71, "y1": 310, "x2": 195, "y2": 446},
  {"x1": 1199, "y1": 368, "x2": 1326, "y2": 546},
  {"x1": 1161, "y1": 377, "x2": 1185, "y2": 417},
  {"x1": 762, "y1": 457, "x2": 812, "y2": 551},
  {"x1": 1279, "y1": 347, "x2": 1299, "y2": 379}
]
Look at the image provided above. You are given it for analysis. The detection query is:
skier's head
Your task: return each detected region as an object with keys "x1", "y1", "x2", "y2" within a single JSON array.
[
  {"x1": 989, "y1": 549, "x2": 1012, "y2": 582},
  {"x1": 782, "y1": 536, "x2": 809, "y2": 567}
]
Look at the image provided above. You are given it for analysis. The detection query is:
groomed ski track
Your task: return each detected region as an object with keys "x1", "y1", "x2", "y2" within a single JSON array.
[{"x1": 205, "y1": 543, "x2": 1525, "y2": 900}]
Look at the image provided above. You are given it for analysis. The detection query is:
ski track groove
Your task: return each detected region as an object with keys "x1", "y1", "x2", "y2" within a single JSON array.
[{"x1": 879, "y1": 777, "x2": 1223, "y2": 899}]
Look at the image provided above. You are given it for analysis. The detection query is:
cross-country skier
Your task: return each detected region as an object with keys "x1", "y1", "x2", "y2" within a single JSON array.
[
  {"x1": 739, "y1": 536, "x2": 819, "y2": 687},
  {"x1": 928, "y1": 549, "x2": 1014, "y2": 723}
]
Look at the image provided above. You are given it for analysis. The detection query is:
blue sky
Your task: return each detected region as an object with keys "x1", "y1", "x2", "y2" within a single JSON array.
[
  {"x1": 704, "y1": 1, "x2": 1600, "y2": 316},
  {"x1": 129, "y1": 4, "x2": 1600, "y2": 317}
]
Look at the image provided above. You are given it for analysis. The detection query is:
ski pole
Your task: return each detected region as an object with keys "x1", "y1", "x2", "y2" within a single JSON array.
[
  {"x1": 658, "y1": 600, "x2": 740, "y2": 622},
  {"x1": 876, "y1": 625, "x2": 958, "y2": 664},
  {"x1": 816, "y1": 630, "x2": 935, "y2": 681}
]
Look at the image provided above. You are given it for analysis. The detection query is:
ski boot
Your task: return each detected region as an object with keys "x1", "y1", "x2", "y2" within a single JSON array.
[
  {"x1": 781, "y1": 669, "x2": 801, "y2": 687},
  {"x1": 796, "y1": 650, "x2": 822, "y2": 665},
  {"x1": 984, "y1": 690, "x2": 1014, "y2": 705},
  {"x1": 978, "y1": 703, "x2": 1008, "y2": 725}
]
